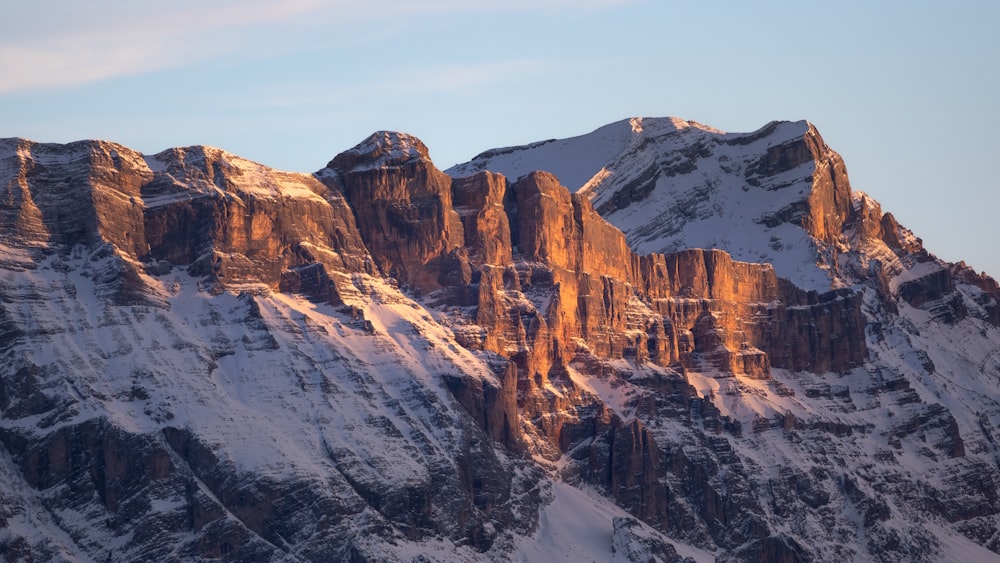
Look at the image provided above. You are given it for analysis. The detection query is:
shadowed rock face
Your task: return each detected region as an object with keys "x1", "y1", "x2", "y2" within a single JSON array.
[{"x1": 2, "y1": 120, "x2": 1000, "y2": 563}]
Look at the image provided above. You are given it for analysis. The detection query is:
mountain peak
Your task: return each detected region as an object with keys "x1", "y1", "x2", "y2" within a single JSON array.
[
  {"x1": 448, "y1": 116, "x2": 846, "y2": 290},
  {"x1": 324, "y1": 130, "x2": 431, "y2": 173},
  {"x1": 626, "y1": 116, "x2": 725, "y2": 136}
]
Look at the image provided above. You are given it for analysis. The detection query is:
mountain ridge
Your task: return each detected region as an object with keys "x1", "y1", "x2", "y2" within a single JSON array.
[{"x1": 1, "y1": 119, "x2": 999, "y2": 562}]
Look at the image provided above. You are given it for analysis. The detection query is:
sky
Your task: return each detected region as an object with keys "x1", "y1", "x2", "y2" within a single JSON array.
[{"x1": 2, "y1": 0, "x2": 998, "y2": 277}]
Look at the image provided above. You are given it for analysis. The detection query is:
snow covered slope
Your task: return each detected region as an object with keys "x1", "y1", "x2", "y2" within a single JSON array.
[{"x1": 0, "y1": 230, "x2": 538, "y2": 561}]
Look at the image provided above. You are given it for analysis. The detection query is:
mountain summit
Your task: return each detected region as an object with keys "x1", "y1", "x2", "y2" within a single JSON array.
[
  {"x1": 1, "y1": 119, "x2": 999, "y2": 562},
  {"x1": 450, "y1": 118, "x2": 851, "y2": 291}
]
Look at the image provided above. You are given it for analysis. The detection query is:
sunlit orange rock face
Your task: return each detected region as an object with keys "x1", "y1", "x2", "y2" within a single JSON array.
[
  {"x1": 326, "y1": 143, "x2": 867, "y2": 388},
  {"x1": 319, "y1": 144, "x2": 869, "y2": 467},
  {"x1": 452, "y1": 171, "x2": 513, "y2": 269},
  {"x1": 514, "y1": 173, "x2": 864, "y2": 378}
]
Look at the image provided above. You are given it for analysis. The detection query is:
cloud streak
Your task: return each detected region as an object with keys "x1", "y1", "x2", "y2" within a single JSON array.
[
  {"x1": 0, "y1": 0, "x2": 325, "y2": 93},
  {"x1": 230, "y1": 58, "x2": 556, "y2": 112},
  {"x1": 0, "y1": 0, "x2": 642, "y2": 93}
]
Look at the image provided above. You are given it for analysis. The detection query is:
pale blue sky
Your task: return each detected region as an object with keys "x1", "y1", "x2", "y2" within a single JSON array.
[{"x1": 2, "y1": 1, "x2": 997, "y2": 276}]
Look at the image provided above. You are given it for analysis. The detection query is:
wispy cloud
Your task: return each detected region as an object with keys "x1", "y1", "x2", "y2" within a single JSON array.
[
  {"x1": 0, "y1": 0, "x2": 642, "y2": 93},
  {"x1": 363, "y1": 58, "x2": 556, "y2": 96},
  {"x1": 233, "y1": 58, "x2": 556, "y2": 111},
  {"x1": 0, "y1": 0, "x2": 327, "y2": 93}
]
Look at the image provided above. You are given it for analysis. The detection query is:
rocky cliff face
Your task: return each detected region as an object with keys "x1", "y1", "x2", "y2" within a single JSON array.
[
  {"x1": 320, "y1": 132, "x2": 468, "y2": 294},
  {"x1": 141, "y1": 145, "x2": 374, "y2": 302},
  {"x1": 0, "y1": 138, "x2": 541, "y2": 561},
  {"x1": 449, "y1": 118, "x2": 1000, "y2": 561},
  {"x1": 2, "y1": 119, "x2": 1000, "y2": 562}
]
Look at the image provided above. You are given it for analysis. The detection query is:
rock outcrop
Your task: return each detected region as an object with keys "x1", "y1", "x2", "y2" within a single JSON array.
[
  {"x1": 142, "y1": 146, "x2": 373, "y2": 300},
  {"x1": 321, "y1": 132, "x2": 468, "y2": 293}
]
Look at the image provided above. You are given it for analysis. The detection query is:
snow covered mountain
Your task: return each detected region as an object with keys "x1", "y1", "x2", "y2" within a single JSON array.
[
  {"x1": 1, "y1": 117, "x2": 999, "y2": 562},
  {"x1": 451, "y1": 117, "x2": 871, "y2": 291}
]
